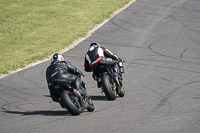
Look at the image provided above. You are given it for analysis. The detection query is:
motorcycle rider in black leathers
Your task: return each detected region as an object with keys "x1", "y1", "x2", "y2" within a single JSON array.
[
  {"x1": 84, "y1": 42, "x2": 123, "y2": 89},
  {"x1": 46, "y1": 53, "x2": 91, "y2": 105}
]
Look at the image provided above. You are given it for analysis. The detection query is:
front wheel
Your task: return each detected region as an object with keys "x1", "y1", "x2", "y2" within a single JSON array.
[
  {"x1": 60, "y1": 90, "x2": 82, "y2": 115},
  {"x1": 101, "y1": 74, "x2": 117, "y2": 100}
]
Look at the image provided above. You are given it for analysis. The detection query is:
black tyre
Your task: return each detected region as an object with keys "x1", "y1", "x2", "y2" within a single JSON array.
[
  {"x1": 60, "y1": 90, "x2": 82, "y2": 115},
  {"x1": 118, "y1": 85, "x2": 125, "y2": 97},
  {"x1": 101, "y1": 74, "x2": 117, "y2": 100}
]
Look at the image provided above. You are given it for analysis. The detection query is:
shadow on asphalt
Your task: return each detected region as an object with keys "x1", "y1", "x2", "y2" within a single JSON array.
[
  {"x1": 2, "y1": 110, "x2": 71, "y2": 116},
  {"x1": 44, "y1": 94, "x2": 108, "y2": 101},
  {"x1": 90, "y1": 95, "x2": 107, "y2": 101}
]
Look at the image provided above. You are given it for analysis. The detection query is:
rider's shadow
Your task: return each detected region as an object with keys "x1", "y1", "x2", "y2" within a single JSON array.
[{"x1": 3, "y1": 110, "x2": 71, "y2": 116}]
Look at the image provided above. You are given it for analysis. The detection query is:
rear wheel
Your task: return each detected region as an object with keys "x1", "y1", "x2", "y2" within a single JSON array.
[
  {"x1": 60, "y1": 90, "x2": 82, "y2": 115},
  {"x1": 101, "y1": 74, "x2": 117, "y2": 100}
]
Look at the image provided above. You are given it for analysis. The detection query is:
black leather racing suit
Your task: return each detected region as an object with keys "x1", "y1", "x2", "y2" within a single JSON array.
[
  {"x1": 46, "y1": 60, "x2": 87, "y2": 102},
  {"x1": 84, "y1": 46, "x2": 120, "y2": 85}
]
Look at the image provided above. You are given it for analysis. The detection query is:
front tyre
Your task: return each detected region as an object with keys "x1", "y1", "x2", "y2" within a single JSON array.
[
  {"x1": 60, "y1": 90, "x2": 82, "y2": 115},
  {"x1": 101, "y1": 74, "x2": 117, "y2": 100}
]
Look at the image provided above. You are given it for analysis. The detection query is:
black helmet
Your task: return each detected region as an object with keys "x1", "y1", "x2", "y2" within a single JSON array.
[
  {"x1": 51, "y1": 53, "x2": 64, "y2": 62},
  {"x1": 90, "y1": 42, "x2": 100, "y2": 47}
]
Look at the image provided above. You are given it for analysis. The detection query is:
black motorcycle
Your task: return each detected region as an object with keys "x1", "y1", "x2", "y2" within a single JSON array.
[
  {"x1": 95, "y1": 59, "x2": 125, "y2": 100},
  {"x1": 49, "y1": 79, "x2": 95, "y2": 115}
]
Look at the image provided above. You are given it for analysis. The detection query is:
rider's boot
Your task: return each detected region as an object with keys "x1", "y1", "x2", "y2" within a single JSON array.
[
  {"x1": 86, "y1": 96, "x2": 93, "y2": 105},
  {"x1": 83, "y1": 95, "x2": 93, "y2": 107},
  {"x1": 97, "y1": 77, "x2": 101, "y2": 88},
  {"x1": 92, "y1": 73, "x2": 101, "y2": 88}
]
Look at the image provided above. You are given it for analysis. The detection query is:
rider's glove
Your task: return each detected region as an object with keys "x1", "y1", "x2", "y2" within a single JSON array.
[{"x1": 92, "y1": 73, "x2": 98, "y2": 81}]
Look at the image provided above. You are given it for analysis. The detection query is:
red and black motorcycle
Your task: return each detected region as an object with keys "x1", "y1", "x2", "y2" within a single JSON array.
[
  {"x1": 95, "y1": 59, "x2": 125, "y2": 100},
  {"x1": 49, "y1": 79, "x2": 95, "y2": 115}
]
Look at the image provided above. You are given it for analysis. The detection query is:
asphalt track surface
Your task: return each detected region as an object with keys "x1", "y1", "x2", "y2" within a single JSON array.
[{"x1": 1, "y1": 0, "x2": 200, "y2": 133}]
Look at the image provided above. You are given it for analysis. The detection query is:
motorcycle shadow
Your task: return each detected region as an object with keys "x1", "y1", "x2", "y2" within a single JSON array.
[
  {"x1": 44, "y1": 94, "x2": 108, "y2": 101},
  {"x1": 3, "y1": 110, "x2": 71, "y2": 116},
  {"x1": 90, "y1": 95, "x2": 108, "y2": 101}
]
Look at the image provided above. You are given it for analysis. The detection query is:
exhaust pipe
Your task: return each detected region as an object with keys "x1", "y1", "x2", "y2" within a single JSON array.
[{"x1": 73, "y1": 89, "x2": 83, "y2": 105}]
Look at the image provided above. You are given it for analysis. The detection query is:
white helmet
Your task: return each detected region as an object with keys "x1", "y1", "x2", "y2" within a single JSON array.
[{"x1": 51, "y1": 53, "x2": 64, "y2": 62}]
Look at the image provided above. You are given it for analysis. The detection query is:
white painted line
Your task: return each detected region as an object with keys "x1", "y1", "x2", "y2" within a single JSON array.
[{"x1": 0, "y1": 59, "x2": 50, "y2": 79}]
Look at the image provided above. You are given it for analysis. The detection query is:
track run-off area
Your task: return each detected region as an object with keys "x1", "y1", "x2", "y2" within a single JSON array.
[{"x1": 1, "y1": 0, "x2": 200, "y2": 133}]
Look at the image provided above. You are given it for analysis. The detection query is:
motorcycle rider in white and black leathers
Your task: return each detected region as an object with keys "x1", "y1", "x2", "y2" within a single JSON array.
[
  {"x1": 84, "y1": 42, "x2": 123, "y2": 89},
  {"x1": 46, "y1": 53, "x2": 91, "y2": 105}
]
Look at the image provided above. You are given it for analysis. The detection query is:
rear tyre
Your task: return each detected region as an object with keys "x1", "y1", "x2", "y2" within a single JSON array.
[
  {"x1": 101, "y1": 74, "x2": 117, "y2": 100},
  {"x1": 60, "y1": 90, "x2": 82, "y2": 115}
]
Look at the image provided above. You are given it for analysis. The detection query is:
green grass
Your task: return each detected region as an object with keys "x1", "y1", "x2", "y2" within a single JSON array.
[{"x1": 0, "y1": 0, "x2": 132, "y2": 75}]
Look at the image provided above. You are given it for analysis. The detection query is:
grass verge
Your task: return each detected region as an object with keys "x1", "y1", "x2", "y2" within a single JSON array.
[{"x1": 0, "y1": 0, "x2": 132, "y2": 75}]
